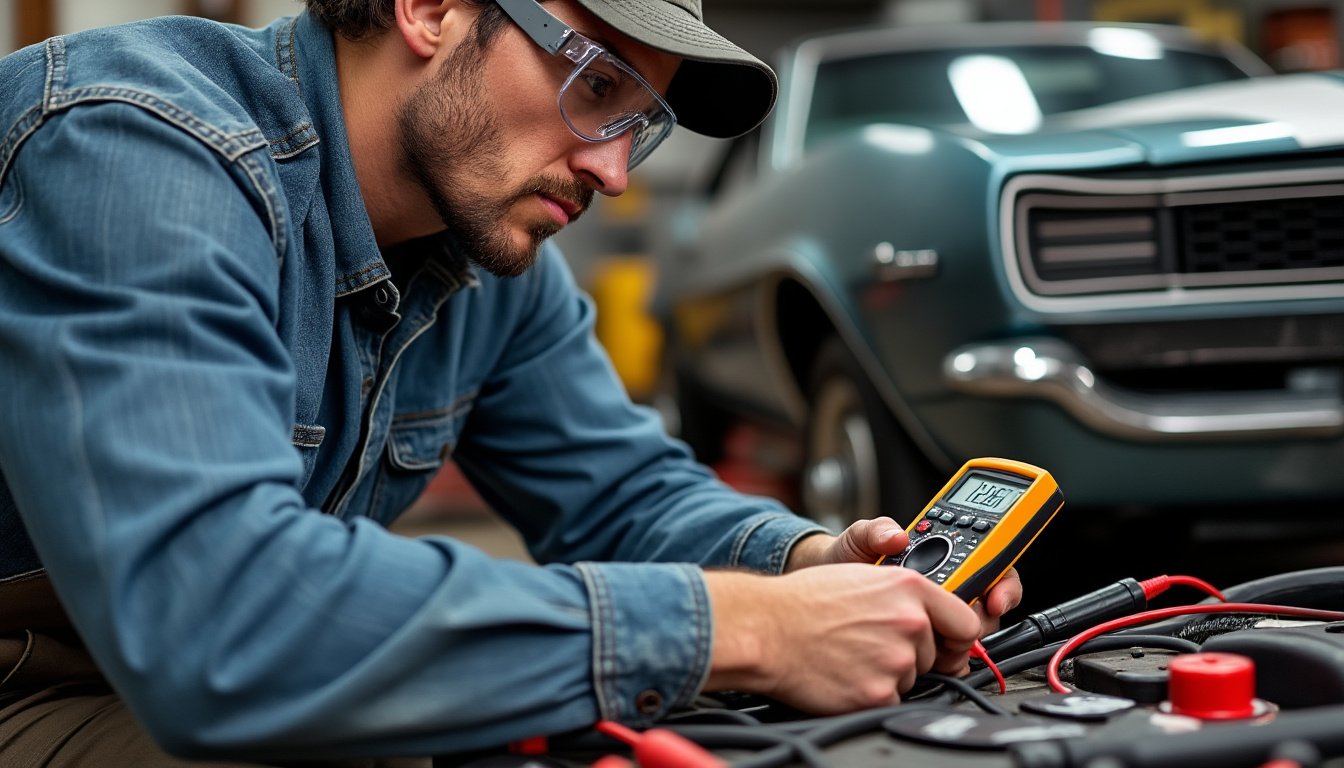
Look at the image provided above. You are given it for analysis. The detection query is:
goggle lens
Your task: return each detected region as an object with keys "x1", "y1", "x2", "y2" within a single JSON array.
[{"x1": 557, "y1": 41, "x2": 676, "y2": 169}]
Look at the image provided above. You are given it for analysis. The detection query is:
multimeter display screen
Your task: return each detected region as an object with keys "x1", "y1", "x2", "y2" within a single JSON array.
[{"x1": 945, "y1": 472, "x2": 1028, "y2": 516}]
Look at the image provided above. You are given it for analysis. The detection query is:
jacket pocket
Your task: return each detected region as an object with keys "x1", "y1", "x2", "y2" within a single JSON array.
[{"x1": 372, "y1": 403, "x2": 471, "y2": 525}]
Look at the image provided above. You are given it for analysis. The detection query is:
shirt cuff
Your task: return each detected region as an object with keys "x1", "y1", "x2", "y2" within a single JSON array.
[
  {"x1": 576, "y1": 561, "x2": 713, "y2": 725},
  {"x1": 727, "y1": 512, "x2": 831, "y2": 575}
]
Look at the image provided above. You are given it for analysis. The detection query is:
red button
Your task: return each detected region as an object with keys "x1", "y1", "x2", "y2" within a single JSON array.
[
  {"x1": 1167, "y1": 652, "x2": 1257, "y2": 720},
  {"x1": 915, "y1": 520, "x2": 933, "y2": 533}
]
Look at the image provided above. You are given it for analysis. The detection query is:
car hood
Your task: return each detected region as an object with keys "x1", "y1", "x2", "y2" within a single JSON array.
[{"x1": 950, "y1": 71, "x2": 1344, "y2": 168}]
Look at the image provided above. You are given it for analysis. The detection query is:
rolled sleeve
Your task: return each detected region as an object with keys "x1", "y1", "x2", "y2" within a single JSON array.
[{"x1": 577, "y1": 561, "x2": 711, "y2": 724}]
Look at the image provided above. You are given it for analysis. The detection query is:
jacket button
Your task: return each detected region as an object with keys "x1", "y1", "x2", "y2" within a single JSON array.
[{"x1": 635, "y1": 689, "x2": 663, "y2": 716}]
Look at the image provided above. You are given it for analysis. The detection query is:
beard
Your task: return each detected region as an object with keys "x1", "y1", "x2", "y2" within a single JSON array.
[{"x1": 396, "y1": 39, "x2": 593, "y2": 278}]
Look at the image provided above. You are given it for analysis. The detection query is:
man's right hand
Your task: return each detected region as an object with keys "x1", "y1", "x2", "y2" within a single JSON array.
[{"x1": 702, "y1": 563, "x2": 981, "y2": 714}]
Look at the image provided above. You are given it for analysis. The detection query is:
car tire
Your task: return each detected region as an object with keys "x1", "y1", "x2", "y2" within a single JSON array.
[{"x1": 802, "y1": 337, "x2": 936, "y2": 532}]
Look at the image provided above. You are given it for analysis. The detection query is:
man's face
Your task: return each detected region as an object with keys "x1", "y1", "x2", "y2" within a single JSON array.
[{"x1": 396, "y1": 1, "x2": 680, "y2": 277}]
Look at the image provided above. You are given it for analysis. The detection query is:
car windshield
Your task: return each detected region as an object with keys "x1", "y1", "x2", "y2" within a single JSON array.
[{"x1": 806, "y1": 40, "x2": 1252, "y2": 147}]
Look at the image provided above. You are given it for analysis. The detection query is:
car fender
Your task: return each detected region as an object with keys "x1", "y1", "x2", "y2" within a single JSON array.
[{"x1": 685, "y1": 127, "x2": 1013, "y2": 470}]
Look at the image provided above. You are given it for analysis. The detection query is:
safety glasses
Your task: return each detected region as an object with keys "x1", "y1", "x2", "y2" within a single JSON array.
[{"x1": 495, "y1": 0, "x2": 677, "y2": 169}]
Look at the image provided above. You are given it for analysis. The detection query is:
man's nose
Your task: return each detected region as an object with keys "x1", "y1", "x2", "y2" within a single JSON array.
[{"x1": 570, "y1": 132, "x2": 632, "y2": 197}]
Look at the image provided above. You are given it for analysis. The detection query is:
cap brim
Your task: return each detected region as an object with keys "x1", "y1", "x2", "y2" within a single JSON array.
[{"x1": 572, "y1": 0, "x2": 777, "y2": 139}]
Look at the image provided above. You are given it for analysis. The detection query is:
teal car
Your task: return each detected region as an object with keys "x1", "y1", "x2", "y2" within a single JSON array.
[{"x1": 656, "y1": 22, "x2": 1344, "y2": 531}]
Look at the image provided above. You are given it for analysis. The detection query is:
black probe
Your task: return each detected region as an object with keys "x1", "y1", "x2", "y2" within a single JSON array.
[{"x1": 980, "y1": 577, "x2": 1149, "y2": 661}]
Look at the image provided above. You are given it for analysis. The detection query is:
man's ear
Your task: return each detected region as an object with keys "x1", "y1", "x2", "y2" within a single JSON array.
[{"x1": 394, "y1": 0, "x2": 462, "y2": 60}]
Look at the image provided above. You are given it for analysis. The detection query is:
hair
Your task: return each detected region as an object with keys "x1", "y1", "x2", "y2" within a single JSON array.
[{"x1": 304, "y1": 0, "x2": 509, "y2": 48}]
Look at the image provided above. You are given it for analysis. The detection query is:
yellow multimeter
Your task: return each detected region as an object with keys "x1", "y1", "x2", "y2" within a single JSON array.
[{"x1": 877, "y1": 458, "x2": 1063, "y2": 603}]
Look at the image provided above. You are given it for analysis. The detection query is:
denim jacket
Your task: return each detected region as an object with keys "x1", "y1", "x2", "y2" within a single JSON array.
[{"x1": 0, "y1": 13, "x2": 825, "y2": 758}]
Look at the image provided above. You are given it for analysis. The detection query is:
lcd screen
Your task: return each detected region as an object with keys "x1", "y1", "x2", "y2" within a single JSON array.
[{"x1": 945, "y1": 472, "x2": 1027, "y2": 516}]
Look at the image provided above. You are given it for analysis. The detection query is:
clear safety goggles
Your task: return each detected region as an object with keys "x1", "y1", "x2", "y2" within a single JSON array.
[{"x1": 495, "y1": 0, "x2": 678, "y2": 169}]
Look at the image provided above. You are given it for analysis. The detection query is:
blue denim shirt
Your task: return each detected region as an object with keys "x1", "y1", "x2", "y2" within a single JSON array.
[{"x1": 0, "y1": 13, "x2": 825, "y2": 759}]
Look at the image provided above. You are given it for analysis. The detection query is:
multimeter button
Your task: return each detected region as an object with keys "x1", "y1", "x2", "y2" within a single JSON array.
[
  {"x1": 915, "y1": 519, "x2": 934, "y2": 533},
  {"x1": 939, "y1": 510, "x2": 957, "y2": 523},
  {"x1": 956, "y1": 515, "x2": 974, "y2": 527},
  {"x1": 902, "y1": 536, "x2": 953, "y2": 575},
  {"x1": 972, "y1": 520, "x2": 992, "y2": 533}
]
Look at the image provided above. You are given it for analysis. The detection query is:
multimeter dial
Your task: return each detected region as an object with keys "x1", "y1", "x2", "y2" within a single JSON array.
[
  {"x1": 885, "y1": 504, "x2": 993, "y2": 587},
  {"x1": 900, "y1": 535, "x2": 952, "y2": 575}
]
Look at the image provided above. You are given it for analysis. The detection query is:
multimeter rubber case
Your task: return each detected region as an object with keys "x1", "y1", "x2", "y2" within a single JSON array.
[{"x1": 877, "y1": 457, "x2": 1063, "y2": 603}]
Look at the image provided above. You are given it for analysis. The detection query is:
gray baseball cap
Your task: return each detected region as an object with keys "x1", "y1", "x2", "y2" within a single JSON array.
[{"x1": 572, "y1": 0, "x2": 777, "y2": 138}]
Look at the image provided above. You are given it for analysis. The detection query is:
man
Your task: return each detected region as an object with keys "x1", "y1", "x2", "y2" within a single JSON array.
[{"x1": 0, "y1": 0, "x2": 1022, "y2": 765}]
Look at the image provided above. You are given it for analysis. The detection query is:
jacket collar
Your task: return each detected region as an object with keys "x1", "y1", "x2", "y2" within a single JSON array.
[{"x1": 283, "y1": 13, "x2": 389, "y2": 296}]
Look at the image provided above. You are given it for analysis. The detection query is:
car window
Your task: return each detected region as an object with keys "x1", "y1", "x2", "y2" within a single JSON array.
[{"x1": 805, "y1": 44, "x2": 1252, "y2": 150}]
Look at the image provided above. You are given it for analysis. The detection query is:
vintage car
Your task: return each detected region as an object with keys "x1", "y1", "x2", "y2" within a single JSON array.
[{"x1": 654, "y1": 22, "x2": 1344, "y2": 532}]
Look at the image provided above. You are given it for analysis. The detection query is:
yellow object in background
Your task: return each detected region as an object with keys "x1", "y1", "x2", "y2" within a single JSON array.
[
  {"x1": 1093, "y1": 0, "x2": 1244, "y2": 44},
  {"x1": 590, "y1": 257, "x2": 663, "y2": 401}
]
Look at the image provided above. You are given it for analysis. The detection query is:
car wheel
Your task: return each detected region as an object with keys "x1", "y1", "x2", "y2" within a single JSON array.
[{"x1": 801, "y1": 337, "x2": 934, "y2": 532}]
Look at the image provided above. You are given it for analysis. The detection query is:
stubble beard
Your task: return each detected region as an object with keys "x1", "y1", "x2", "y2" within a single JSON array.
[{"x1": 397, "y1": 40, "x2": 593, "y2": 278}]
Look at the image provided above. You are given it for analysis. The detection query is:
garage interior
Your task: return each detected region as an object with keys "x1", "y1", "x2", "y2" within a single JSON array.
[{"x1": 4, "y1": 0, "x2": 1342, "y2": 612}]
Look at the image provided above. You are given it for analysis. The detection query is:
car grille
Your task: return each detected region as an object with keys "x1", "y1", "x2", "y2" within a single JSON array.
[
  {"x1": 1007, "y1": 170, "x2": 1344, "y2": 304},
  {"x1": 1180, "y1": 193, "x2": 1344, "y2": 273}
]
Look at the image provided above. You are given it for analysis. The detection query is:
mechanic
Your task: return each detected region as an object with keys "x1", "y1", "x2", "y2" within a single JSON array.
[{"x1": 0, "y1": 0, "x2": 1022, "y2": 765}]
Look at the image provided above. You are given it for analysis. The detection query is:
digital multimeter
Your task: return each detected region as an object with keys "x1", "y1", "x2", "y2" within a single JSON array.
[{"x1": 877, "y1": 458, "x2": 1063, "y2": 603}]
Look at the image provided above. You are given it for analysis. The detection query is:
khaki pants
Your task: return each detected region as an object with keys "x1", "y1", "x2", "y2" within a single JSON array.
[{"x1": 0, "y1": 573, "x2": 430, "y2": 768}]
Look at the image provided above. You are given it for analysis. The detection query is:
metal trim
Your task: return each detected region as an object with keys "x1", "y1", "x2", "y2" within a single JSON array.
[{"x1": 944, "y1": 337, "x2": 1344, "y2": 440}]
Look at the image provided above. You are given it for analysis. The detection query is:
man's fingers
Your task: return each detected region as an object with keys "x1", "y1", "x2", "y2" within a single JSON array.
[
  {"x1": 985, "y1": 568, "x2": 1024, "y2": 617},
  {"x1": 919, "y1": 582, "x2": 982, "y2": 645},
  {"x1": 868, "y1": 517, "x2": 908, "y2": 555},
  {"x1": 932, "y1": 645, "x2": 973, "y2": 676},
  {"x1": 833, "y1": 517, "x2": 907, "y2": 564}
]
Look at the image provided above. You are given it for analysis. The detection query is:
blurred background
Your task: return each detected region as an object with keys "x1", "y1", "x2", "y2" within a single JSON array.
[{"x1": 2, "y1": 0, "x2": 1341, "y2": 586}]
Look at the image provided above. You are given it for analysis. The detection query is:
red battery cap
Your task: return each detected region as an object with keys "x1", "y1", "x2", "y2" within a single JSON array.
[{"x1": 1166, "y1": 652, "x2": 1257, "y2": 720}]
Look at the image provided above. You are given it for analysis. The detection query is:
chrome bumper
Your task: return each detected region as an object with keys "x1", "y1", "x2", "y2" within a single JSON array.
[{"x1": 943, "y1": 338, "x2": 1344, "y2": 441}]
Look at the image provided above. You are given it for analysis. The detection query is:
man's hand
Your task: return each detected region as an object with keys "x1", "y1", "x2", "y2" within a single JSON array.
[
  {"x1": 784, "y1": 517, "x2": 910, "y2": 571},
  {"x1": 784, "y1": 519, "x2": 1023, "y2": 636},
  {"x1": 704, "y1": 564, "x2": 981, "y2": 714}
]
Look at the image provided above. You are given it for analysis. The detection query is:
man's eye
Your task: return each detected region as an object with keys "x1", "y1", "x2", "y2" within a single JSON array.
[{"x1": 582, "y1": 71, "x2": 615, "y2": 99}]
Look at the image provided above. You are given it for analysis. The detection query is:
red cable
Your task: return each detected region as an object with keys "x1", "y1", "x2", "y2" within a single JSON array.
[
  {"x1": 971, "y1": 639, "x2": 1006, "y2": 694},
  {"x1": 594, "y1": 720, "x2": 727, "y2": 768},
  {"x1": 1138, "y1": 574, "x2": 1227, "y2": 602},
  {"x1": 594, "y1": 720, "x2": 641, "y2": 746},
  {"x1": 1046, "y1": 602, "x2": 1344, "y2": 692}
]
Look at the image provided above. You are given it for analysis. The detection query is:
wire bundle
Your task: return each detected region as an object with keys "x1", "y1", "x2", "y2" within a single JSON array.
[{"x1": 562, "y1": 570, "x2": 1344, "y2": 768}]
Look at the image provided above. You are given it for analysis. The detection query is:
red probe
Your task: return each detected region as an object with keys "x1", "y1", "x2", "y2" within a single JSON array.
[{"x1": 593, "y1": 719, "x2": 727, "y2": 768}]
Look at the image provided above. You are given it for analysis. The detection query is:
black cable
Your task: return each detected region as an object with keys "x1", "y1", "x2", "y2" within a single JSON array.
[
  {"x1": 919, "y1": 672, "x2": 1013, "y2": 715},
  {"x1": 662, "y1": 706, "x2": 766, "y2": 726},
  {"x1": 534, "y1": 600, "x2": 1216, "y2": 767},
  {"x1": 981, "y1": 577, "x2": 1149, "y2": 660},
  {"x1": 1123, "y1": 566, "x2": 1344, "y2": 639},
  {"x1": 723, "y1": 704, "x2": 956, "y2": 768},
  {"x1": 697, "y1": 636, "x2": 1201, "y2": 767},
  {"x1": 661, "y1": 724, "x2": 831, "y2": 768}
]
